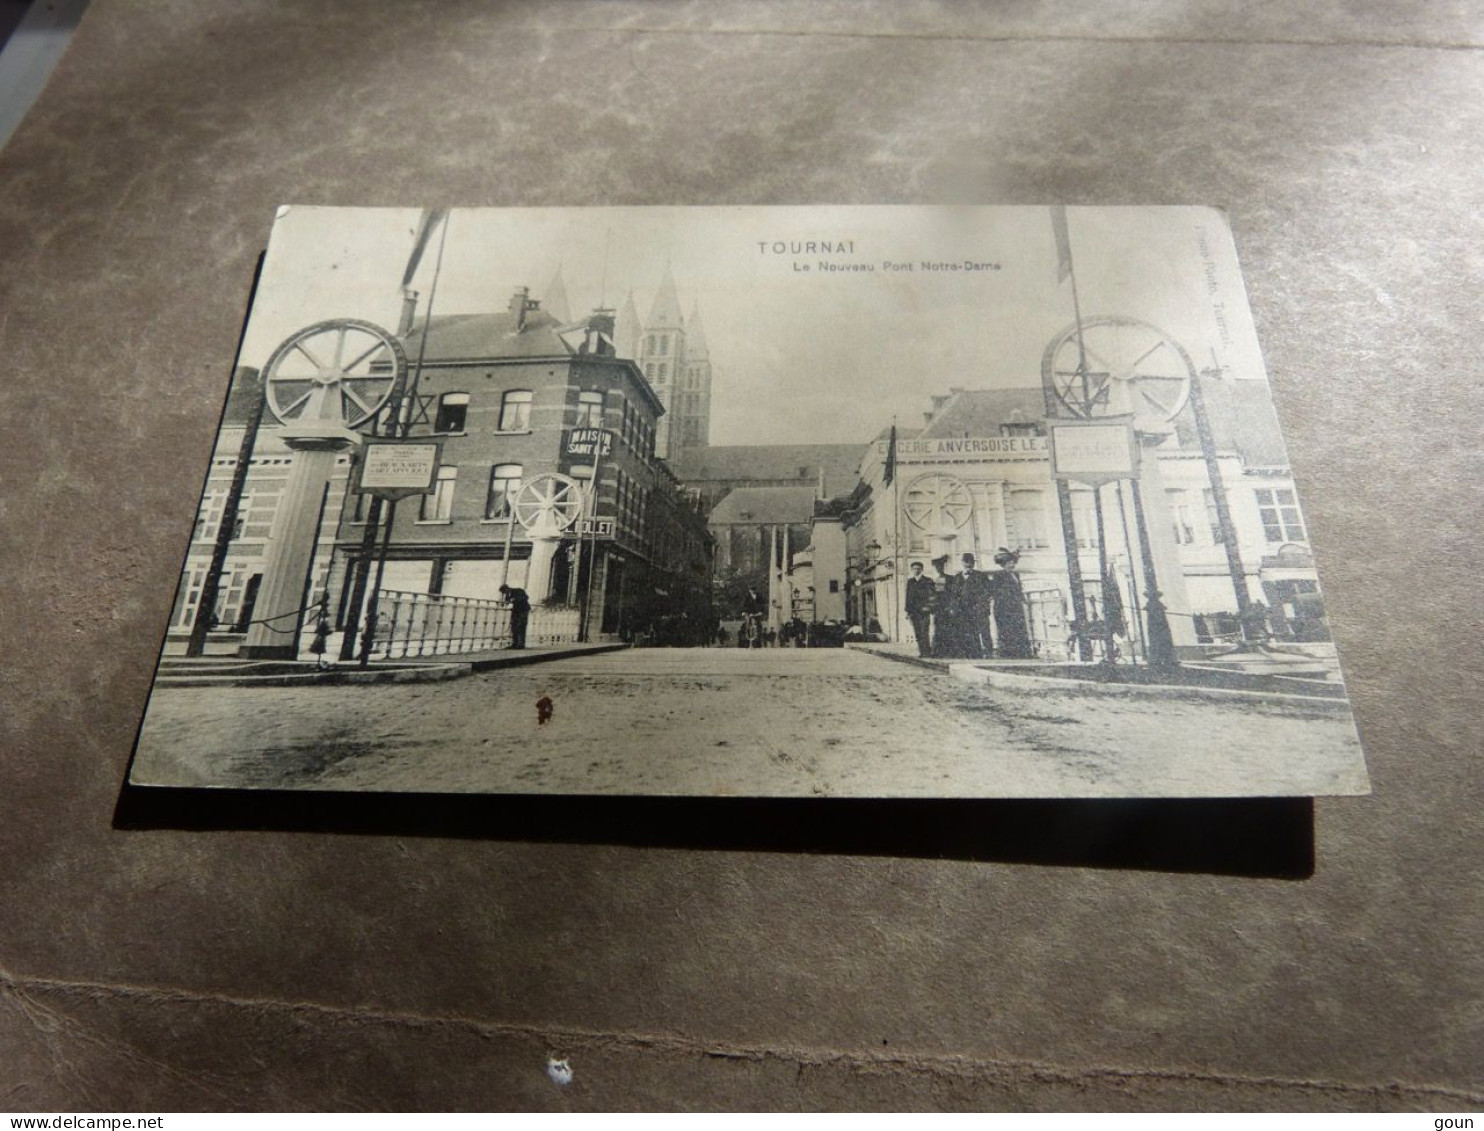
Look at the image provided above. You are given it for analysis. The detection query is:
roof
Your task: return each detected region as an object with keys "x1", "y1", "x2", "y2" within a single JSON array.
[
  {"x1": 400, "y1": 307, "x2": 574, "y2": 362},
  {"x1": 543, "y1": 266, "x2": 571, "y2": 323},
  {"x1": 709, "y1": 486, "x2": 819, "y2": 526},
  {"x1": 616, "y1": 291, "x2": 640, "y2": 360},
  {"x1": 915, "y1": 382, "x2": 1288, "y2": 466},
  {"x1": 647, "y1": 264, "x2": 684, "y2": 329},
  {"x1": 1191, "y1": 377, "x2": 1289, "y2": 465},
  {"x1": 670, "y1": 444, "x2": 867, "y2": 495},
  {"x1": 223, "y1": 365, "x2": 266, "y2": 425},
  {"x1": 686, "y1": 302, "x2": 709, "y2": 358},
  {"x1": 917, "y1": 388, "x2": 1046, "y2": 438}
]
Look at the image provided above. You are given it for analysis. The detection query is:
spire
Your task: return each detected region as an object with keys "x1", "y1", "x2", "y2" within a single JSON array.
[
  {"x1": 685, "y1": 301, "x2": 709, "y2": 358},
  {"x1": 616, "y1": 290, "x2": 640, "y2": 359},
  {"x1": 646, "y1": 262, "x2": 684, "y2": 329},
  {"x1": 543, "y1": 265, "x2": 571, "y2": 324}
]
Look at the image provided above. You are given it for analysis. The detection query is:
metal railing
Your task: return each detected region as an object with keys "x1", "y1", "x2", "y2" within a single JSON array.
[{"x1": 367, "y1": 590, "x2": 581, "y2": 659}]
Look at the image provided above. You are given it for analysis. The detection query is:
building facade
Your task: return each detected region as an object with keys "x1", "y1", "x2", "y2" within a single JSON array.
[
  {"x1": 165, "y1": 286, "x2": 714, "y2": 658},
  {"x1": 330, "y1": 289, "x2": 713, "y2": 644},
  {"x1": 836, "y1": 378, "x2": 1331, "y2": 657},
  {"x1": 161, "y1": 368, "x2": 352, "y2": 656}
]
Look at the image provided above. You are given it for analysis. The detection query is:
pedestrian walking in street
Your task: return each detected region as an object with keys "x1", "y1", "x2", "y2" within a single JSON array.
[
  {"x1": 499, "y1": 583, "x2": 530, "y2": 650},
  {"x1": 905, "y1": 560, "x2": 934, "y2": 657}
]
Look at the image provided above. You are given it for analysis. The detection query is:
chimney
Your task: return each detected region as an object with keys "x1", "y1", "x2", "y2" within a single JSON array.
[
  {"x1": 398, "y1": 288, "x2": 419, "y2": 337},
  {"x1": 508, "y1": 286, "x2": 530, "y2": 332},
  {"x1": 583, "y1": 310, "x2": 616, "y2": 356}
]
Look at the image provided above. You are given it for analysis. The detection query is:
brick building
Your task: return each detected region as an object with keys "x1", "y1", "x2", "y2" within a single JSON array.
[{"x1": 331, "y1": 287, "x2": 713, "y2": 641}]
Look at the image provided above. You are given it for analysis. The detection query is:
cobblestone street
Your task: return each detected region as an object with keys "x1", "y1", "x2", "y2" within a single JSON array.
[{"x1": 131, "y1": 647, "x2": 1367, "y2": 797}]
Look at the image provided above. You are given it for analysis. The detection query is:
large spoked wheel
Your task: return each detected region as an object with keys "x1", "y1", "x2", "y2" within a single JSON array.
[
  {"x1": 1041, "y1": 315, "x2": 1195, "y2": 432},
  {"x1": 512, "y1": 474, "x2": 584, "y2": 534},
  {"x1": 903, "y1": 473, "x2": 973, "y2": 534},
  {"x1": 262, "y1": 319, "x2": 406, "y2": 429}
]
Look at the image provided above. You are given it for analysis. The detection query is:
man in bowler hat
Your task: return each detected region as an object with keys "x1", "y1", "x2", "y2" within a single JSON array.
[{"x1": 958, "y1": 552, "x2": 995, "y2": 658}]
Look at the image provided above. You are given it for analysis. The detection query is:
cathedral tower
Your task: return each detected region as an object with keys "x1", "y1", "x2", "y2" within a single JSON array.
[
  {"x1": 635, "y1": 264, "x2": 687, "y2": 458},
  {"x1": 674, "y1": 300, "x2": 713, "y2": 451}
]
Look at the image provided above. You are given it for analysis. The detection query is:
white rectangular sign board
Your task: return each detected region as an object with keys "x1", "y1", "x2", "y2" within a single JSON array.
[
  {"x1": 1049, "y1": 419, "x2": 1139, "y2": 483},
  {"x1": 357, "y1": 441, "x2": 443, "y2": 499}
]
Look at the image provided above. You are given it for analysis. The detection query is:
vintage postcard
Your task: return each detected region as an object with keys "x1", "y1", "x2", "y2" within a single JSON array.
[{"x1": 128, "y1": 205, "x2": 1369, "y2": 798}]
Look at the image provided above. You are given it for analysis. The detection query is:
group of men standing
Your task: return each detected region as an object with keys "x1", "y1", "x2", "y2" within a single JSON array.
[{"x1": 904, "y1": 549, "x2": 1035, "y2": 660}]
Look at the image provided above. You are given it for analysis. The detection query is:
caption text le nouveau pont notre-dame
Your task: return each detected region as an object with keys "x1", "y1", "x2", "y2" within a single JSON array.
[{"x1": 756, "y1": 240, "x2": 1000, "y2": 275}]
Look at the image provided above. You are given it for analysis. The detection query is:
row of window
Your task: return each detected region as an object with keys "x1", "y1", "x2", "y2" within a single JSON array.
[
  {"x1": 431, "y1": 389, "x2": 608, "y2": 434},
  {"x1": 905, "y1": 486, "x2": 1308, "y2": 554},
  {"x1": 616, "y1": 397, "x2": 654, "y2": 457},
  {"x1": 414, "y1": 464, "x2": 523, "y2": 523},
  {"x1": 418, "y1": 463, "x2": 703, "y2": 566},
  {"x1": 429, "y1": 388, "x2": 655, "y2": 460},
  {"x1": 614, "y1": 468, "x2": 646, "y2": 543}
]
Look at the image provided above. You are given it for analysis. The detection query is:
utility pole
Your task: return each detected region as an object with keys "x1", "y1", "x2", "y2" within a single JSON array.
[
  {"x1": 188, "y1": 366, "x2": 263, "y2": 657},
  {"x1": 1193, "y1": 349, "x2": 1253, "y2": 634}
]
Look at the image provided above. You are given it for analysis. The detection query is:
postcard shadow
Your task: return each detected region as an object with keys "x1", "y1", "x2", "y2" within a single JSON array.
[{"x1": 114, "y1": 787, "x2": 1314, "y2": 879}]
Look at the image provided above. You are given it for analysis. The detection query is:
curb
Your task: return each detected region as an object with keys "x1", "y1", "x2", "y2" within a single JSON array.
[
  {"x1": 850, "y1": 644, "x2": 1351, "y2": 709},
  {"x1": 465, "y1": 642, "x2": 629, "y2": 672},
  {"x1": 154, "y1": 663, "x2": 472, "y2": 689},
  {"x1": 843, "y1": 645, "x2": 952, "y2": 674},
  {"x1": 152, "y1": 644, "x2": 630, "y2": 688},
  {"x1": 948, "y1": 664, "x2": 1354, "y2": 710}
]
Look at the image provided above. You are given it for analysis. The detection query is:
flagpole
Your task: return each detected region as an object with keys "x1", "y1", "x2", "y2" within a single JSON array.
[
  {"x1": 340, "y1": 208, "x2": 449, "y2": 662},
  {"x1": 890, "y1": 421, "x2": 903, "y2": 644},
  {"x1": 1115, "y1": 480, "x2": 1144, "y2": 663},
  {"x1": 1092, "y1": 483, "x2": 1115, "y2": 666},
  {"x1": 1048, "y1": 206, "x2": 1094, "y2": 660},
  {"x1": 580, "y1": 430, "x2": 605, "y2": 642},
  {"x1": 358, "y1": 209, "x2": 450, "y2": 667}
]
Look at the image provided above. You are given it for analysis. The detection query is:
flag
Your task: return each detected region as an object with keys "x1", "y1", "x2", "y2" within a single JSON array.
[
  {"x1": 1102, "y1": 568, "x2": 1127, "y2": 638},
  {"x1": 402, "y1": 208, "x2": 449, "y2": 288},
  {"x1": 1050, "y1": 204, "x2": 1073, "y2": 285},
  {"x1": 883, "y1": 424, "x2": 898, "y2": 486}
]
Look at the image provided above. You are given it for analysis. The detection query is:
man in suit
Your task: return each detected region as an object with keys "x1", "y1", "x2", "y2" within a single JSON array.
[
  {"x1": 958, "y1": 552, "x2": 995, "y2": 658},
  {"x1": 499, "y1": 583, "x2": 530, "y2": 649},
  {"x1": 904, "y1": 560, "x2": 935, "y2": 657}
]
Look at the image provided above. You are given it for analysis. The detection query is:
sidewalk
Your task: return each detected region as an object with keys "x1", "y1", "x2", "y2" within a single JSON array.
[
  {"x1": 845, "y1": 642, "x2": 1046, "y2": 674},
  {"x1": 848, "y1": 642, "x2": 1350, "y2": 706}
]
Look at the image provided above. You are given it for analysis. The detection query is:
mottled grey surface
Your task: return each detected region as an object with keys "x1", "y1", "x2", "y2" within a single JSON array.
[{"x1": 1, "y1": 0, "x2": 1481, "y2": 1112}]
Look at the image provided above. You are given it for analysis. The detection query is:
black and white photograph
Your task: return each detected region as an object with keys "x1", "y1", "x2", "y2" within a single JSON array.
[{"x1": 128, "y1": 204, "x2": 1369, "y2": 799}]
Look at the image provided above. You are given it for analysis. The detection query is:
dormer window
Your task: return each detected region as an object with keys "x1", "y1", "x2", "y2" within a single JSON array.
[{"x1": 1000, "y1": 422, "x2": 1040, "y2": 437}]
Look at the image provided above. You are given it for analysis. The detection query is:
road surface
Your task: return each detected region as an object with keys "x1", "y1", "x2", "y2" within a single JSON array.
[{"x1": 131, "y1": 647, "x2": 1368, "y2": 797}]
